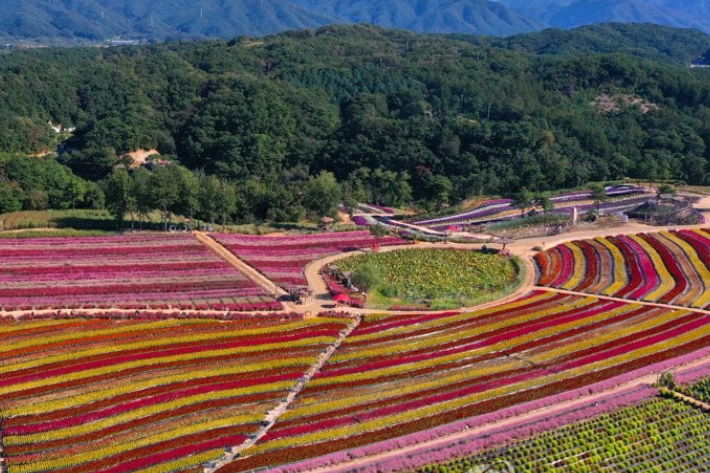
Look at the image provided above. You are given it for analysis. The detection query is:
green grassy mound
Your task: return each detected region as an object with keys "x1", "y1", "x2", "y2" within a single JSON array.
[{"x1": 338, "y1": 248, "x2": 522, "y2": 310}]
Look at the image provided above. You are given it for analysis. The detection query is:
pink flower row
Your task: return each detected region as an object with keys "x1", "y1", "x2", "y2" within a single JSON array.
[{"x1": 268, "y1": 343, "x2": 710, "y2": 473}]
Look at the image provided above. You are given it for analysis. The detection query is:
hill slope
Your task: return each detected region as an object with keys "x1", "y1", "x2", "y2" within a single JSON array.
[{"x1": 467, "y1": 23, "x2": 710, "y2": 65}]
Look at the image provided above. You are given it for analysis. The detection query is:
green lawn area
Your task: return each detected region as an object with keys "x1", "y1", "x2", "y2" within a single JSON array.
[{"x1": 338, "y1": 249, "x2": 523, "y2": 310}]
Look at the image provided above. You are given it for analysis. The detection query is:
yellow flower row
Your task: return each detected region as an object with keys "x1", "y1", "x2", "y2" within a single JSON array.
[
  {"x1": 1, "y1": 337, "x2": 331, "y2": 397},
  {"x1": 4, "y1": 355, "x2": 313, "y2": 417},
  {"x1": 596, "y1": 237, "x2": 627, "y2": 296},
  {"x1": 629, "y1": 234, "x2": 674, "y2": 302},
  {"x1": 6, "y1": 381, "x2": 285, "y2": 446},
  {"x1": 661, "y1": 231, "x2": 710, "y2": 307},
  {"x1": 317, "y1": 298, "x2": 618, "y2": 387},
  {"x1": 349, "y1": 292, "x2": 554, "y2": 343},
  {"x1": 334, "y1": 296, "x2": 594, "y2": 363},
  {"x1": 136, "y1": 449, "x2": 224, "y2": 473},
  {"x1": 11, "y1": 412, "x2": 258, "y2": 473},
  {"x1": 561, "y1": 242, "x2": 587, "y2": 291},
  {"x1": 251, "y1": 311, "x2": 710, "y2": 456},
  {"x1": 0, "y1": 318, "x2": 339, "y2": 374},
  {"x1": 286, "y1": 301, "x2": 665, "y2": 427}
]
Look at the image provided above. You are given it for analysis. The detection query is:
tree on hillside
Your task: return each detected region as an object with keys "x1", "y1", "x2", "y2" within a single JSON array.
[
  {"x1": 537, "y1": 193, "x2": 555, "y2": 214},
  {"x1": 149, "y1": 165, "x2": 181, "y2": 231},
  {"x1": 105, "y1": 167, "x2": 134, "y2": 227},
  {"x1": 303, "y1": 171, "x2": 342, "y2": 218},
  {"x1": 514, "y1": 188, "x2": 534, "y2": 217},
  {"x1": 132, "y1": 167, "x2": 153, "y2": 229},
  {"x1": 590, "y1": 184, "x2": 608, "y2": 211}
]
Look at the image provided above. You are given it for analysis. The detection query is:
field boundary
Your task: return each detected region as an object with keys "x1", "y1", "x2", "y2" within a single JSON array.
[
  {"x1": 205, "y1": 315, "x2": 363, "y2": 473},
  {"x1": 535, "y1": 285, "x2": 710, "y2": 316},
  {"x1": 194, "y1": 232, "x2": 289, "y2": 298}
]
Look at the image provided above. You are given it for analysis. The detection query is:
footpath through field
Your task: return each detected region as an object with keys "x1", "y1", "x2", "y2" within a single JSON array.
[
  {"x1": 205, "y1": 316, "x2": 363, "y2": 473},
  {"x1": 194, "y1": 231, "x2": 289, "y2": 299}
]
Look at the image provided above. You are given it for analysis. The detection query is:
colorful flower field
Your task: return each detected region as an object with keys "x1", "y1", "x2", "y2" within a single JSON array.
[
  {"x1": 535, "y1": 229, "x2": 710, "y2": 308},
  {"x1": 413, "y1": 185, "x2": 650, "y2": 229},
  {"x1": 0, "y1": 234, "x2": 281, "y2": 312},
  {"x1": 218, "y1": 290, "x2": 710, "y2": 472},
  {"x1": 422, "y1": 396, "x2": 710, "y2": 473},
  {"x1": 211, "y1": 231, "x2": 409, "y2": 287},
  {"x1": 0, "y1": 316, "x2": 350, "y2": 473}
]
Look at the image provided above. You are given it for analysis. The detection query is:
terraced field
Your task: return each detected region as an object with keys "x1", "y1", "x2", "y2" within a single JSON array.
[
  {"x1": 0, "y1": 316, "x2": 349, "y2": 473},
  {"x1": 220, "y1": 290, "x2": 710, "y2": 472},
  {"x1": 211, "y1": 231, "x2": 409, "y2": 287},
  {"x1": 535, "y1": 229, "x2": 710, "y2": 308},
  {"x1": 6, "y1": 228, "x2": 710, "y2": 473},
  {"x1": 423, "y1": 397, "x2": 710, "y2": 473},
  {"x1": 0, "y1": 234, "x2": 281, "y2": 312}
]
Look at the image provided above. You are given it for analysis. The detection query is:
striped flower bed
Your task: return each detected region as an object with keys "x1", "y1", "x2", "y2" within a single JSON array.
[
  {"x1": 0, "y1": 316, "x2": 349, "y2": 473},
  {"x1": 413, "y1": 186, "x2": 649, "y2": 229},
  {"x1": 219, "y1": 290, "x2": 710, "y2": 471},
  {"x1": 0, "y1": 234, "x2": 281, "y2": 312},
  {"x1": 211, "y1": 232, "x2": 409, "y2": 287},
  {"x1": 535, "y1": 229, "x2": 710, "y2": 308}
]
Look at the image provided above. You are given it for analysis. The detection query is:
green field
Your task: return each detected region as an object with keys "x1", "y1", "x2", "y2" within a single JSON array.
[
  {"x1": 421, "y1": 396, "x2": 710, "y2": 473},
  {"x1": 338, "y1": 249, "x2": 522, "y2": 309}
]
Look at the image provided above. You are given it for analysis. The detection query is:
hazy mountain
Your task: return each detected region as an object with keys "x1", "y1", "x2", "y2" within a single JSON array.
[
  {"x1": 0, "y1": 0, "x2": 334, "y2": 44},
  {"x1": 290, "y1": 0, "x2": 545, "y2": 36},
  {"x1": 102, "y1": 0, "x2": 333, "y2": 38},
  {"x1": 0, "y1": 0, "x2": 542, "y2": 43},
  {"x1": 498, "y1": 0, "x2": 710, "y2": 32}
]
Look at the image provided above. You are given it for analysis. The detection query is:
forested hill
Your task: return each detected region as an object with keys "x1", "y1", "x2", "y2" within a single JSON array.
[
  {"x1": 3, "y1": 24, "x2": 710, "y2": 220},
  {"x1": 458, "y1": 23, "x2": 710, "y2": 66}
]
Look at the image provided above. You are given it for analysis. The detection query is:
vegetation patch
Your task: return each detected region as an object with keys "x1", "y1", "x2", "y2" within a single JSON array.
[{"x1": 338, "y1": 249, "x2": 521, "y2": 309}]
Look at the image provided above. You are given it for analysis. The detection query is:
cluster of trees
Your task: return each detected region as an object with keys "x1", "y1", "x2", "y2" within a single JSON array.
[
  {"x1": 0, "y1": 155, "x2": 102, "y2": 214},
  {"x1": 2, "y1": 24, "x2": 710, "y2": 222},
  {"x1": 104, "y1": 163, "x2": 362, "y2": 227}
]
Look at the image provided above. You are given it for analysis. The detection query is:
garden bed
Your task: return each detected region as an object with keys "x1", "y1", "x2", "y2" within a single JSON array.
[{"x1": 336, "y1": 249, "x2": 523, "y2": 310}]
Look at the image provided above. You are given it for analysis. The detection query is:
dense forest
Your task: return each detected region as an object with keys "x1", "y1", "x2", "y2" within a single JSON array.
[{"x1": 2, "y1": 23, "x2": 710, "y2": 223}]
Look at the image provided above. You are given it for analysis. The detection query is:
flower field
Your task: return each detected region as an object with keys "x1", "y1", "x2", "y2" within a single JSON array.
[
  {"x1": 218, "y1": 290, "x2": 710, "y2": 472},
  {"x1": 535, "y1": 229, "x2": 710, "y2": 308},
  {"x1": 211, "y1": 232, "x2": 409, "y2": 287},
  {"x1": 0, "y1": 234, "x2": 283, "y2": 312},
  {"x1": 0, "y1": 316, "x2": 350, "y2": 473},
  {"x1": 414, "y1": 186, "x2": 650, "y2": 229},
  {"x1": 422, "y1": 396, "x2": 710, "y2": 472}
]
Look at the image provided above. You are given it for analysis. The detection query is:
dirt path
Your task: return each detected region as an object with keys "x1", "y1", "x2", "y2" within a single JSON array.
[
  {"x1": 206, "y1": 316, "x2": 363, "y2": 473},
  {"x1": 671, "y1": 391, "x2": 710, "y2": 411},
  {"x1": 194, "y1": 232, "x2": 289, "y2": 299},
  {"x1": 298, "y1": 242, "x2": 536, "y2": 316},
  {"x1": 534, "y1": 286, "x2": 710, "y2": 316}
]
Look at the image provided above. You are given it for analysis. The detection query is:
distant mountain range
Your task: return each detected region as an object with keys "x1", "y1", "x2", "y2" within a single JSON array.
[{"x1": 2, "y1": 0, "x2": 710, "y2": 44}]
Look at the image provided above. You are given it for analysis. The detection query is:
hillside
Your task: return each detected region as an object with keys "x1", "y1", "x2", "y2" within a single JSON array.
[
  {"x1": 461, "y1": 23, "x2": 710, "y2": 65},
  {"x1": 3, "y1": 24, "x2": 710, "y2": 221}
]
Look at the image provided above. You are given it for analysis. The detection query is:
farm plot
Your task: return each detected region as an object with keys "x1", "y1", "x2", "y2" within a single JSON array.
[
  {"x1": 535, "y1": 229, "x2": 710, "y2": 308},
  {"x1": 424, "y1": 397, "x2": 710, "y2": 473},
  {"x1": 413, "y1": 186, "x2": 650, "y2": 230},
  {"x1": 0, "y1": 234, "x2": 281, "y2": 312},
  {"x1": 0, "y1": 316, "x2": 349, "y2": 473},
  {"x1": 211, "y1": 231, "x2": 409, "y2": 287},
  {"x1": 219, "y1": 290, "x2": 710, "y2": 472}
]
